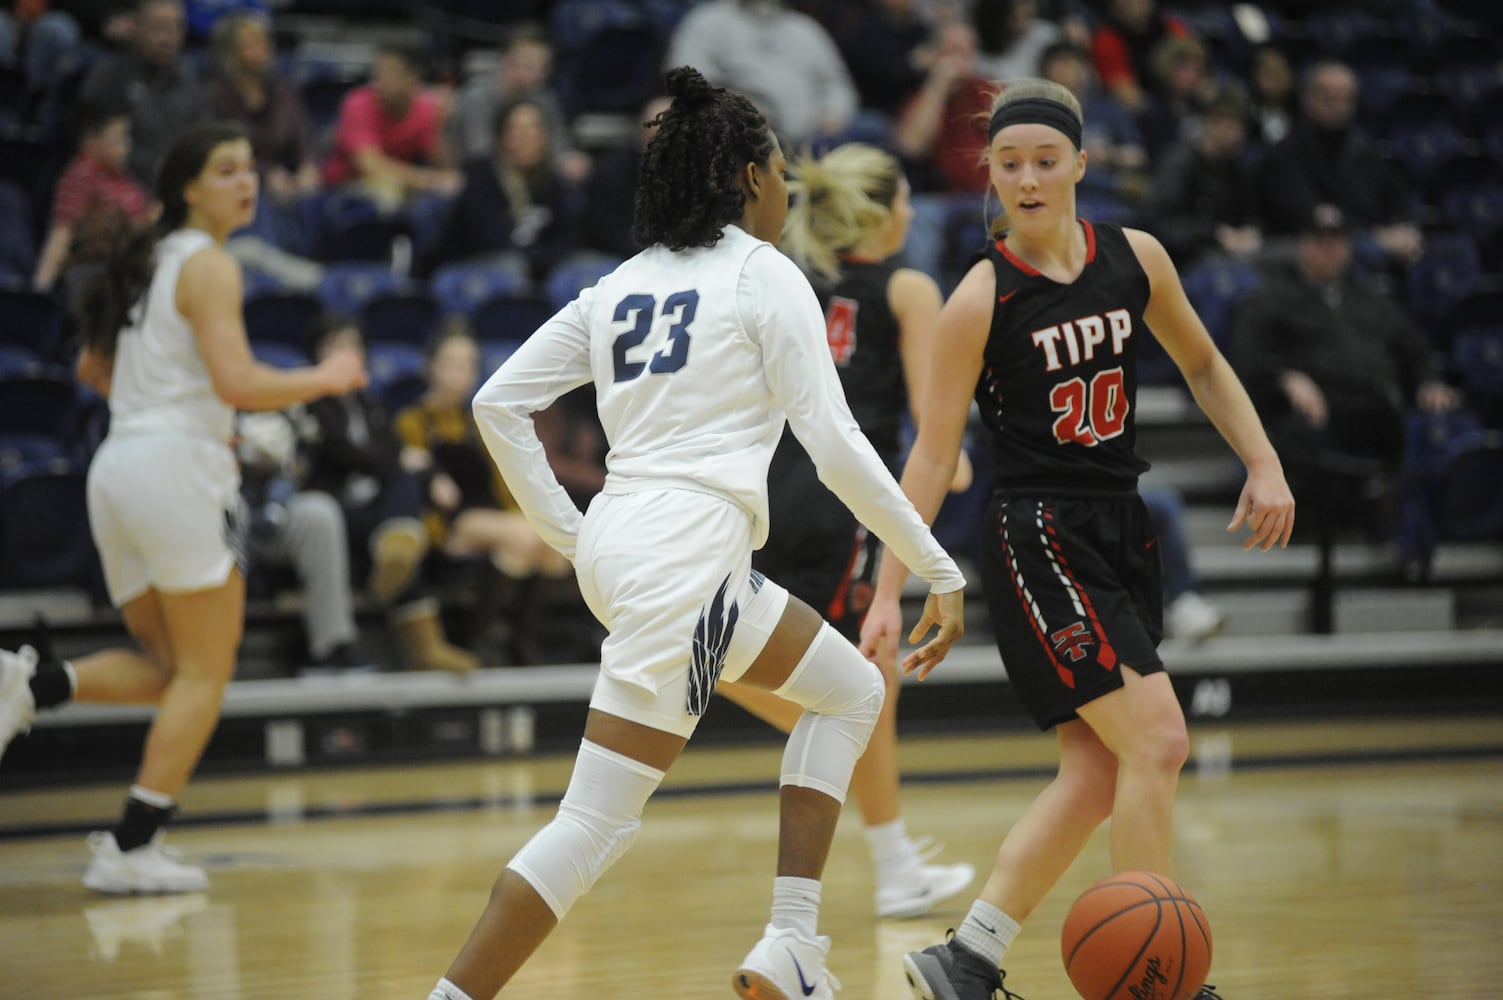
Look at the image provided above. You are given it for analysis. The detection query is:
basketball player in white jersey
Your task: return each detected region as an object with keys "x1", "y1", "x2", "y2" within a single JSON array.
[
  {"x1": 425, "y1": 67, "x2": 966, "y2": 1000},
  {"x1": 0, "y1": 122, "x2": 367, "y2": 893}
]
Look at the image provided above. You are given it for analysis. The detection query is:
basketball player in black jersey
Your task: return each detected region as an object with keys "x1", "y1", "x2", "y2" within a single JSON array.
[
  {"x1": 717, "y1": 143, "x2": 976, "y2": 921},
  {"x1": 862, "y1": 80, "x2": 1294, "y2": 1000}
]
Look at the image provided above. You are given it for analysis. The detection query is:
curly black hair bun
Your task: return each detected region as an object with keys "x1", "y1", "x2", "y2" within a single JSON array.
[{"x1": 663, "y1": 65, "x2": 716, "y2": 107}]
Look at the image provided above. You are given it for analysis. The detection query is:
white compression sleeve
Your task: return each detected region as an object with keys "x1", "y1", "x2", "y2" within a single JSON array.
[{"x1": 772, "y1": 623, "x2": 885, "y2": 802}]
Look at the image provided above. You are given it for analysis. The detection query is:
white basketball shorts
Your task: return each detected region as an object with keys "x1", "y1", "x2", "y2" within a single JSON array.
[
  {"x1": 576, "y1": 488, "x2": 790, "y2": 738},
  {"x1": 86, "y1": 433, "x2": 246, "y2": 606}
]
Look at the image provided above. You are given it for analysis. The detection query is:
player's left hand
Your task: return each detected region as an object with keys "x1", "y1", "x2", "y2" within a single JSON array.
[
  {"x1": 1228, "y1": 466, "x2": 1295, "y2": 552},
  {"x1": 903, "y1": 588, "x2": 964, "y2": 680}
]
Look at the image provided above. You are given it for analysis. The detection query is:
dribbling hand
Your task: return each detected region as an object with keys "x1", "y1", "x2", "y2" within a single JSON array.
[{"x1": 902, "y1": 588, "x2": 964, "y2": 680}]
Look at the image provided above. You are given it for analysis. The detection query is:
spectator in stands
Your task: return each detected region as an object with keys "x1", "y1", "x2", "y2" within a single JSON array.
[
  {"x1": 894, "y1": 19, "x2": 992, "y2": 197},
  {"x1": 1037, "y1": 40, "x2": 1148, "y2": 199},
  {"x1": 209, "y1": 11, "x2": 318, "y2": 207},
  {"x1": 1141, "y1": 484, "x2": 1225, "y2": 640},
  {"x1": 0, "y1": 1, "x2": 84, "y2": 91},
  {"x1": 209, "y1": 9, "x2": 320, "y2": 274},
  {"x1": 34, "y1": 100, "x2": 155, "y2": 291},
  {"x1": 1088, "y1": 0, "x2": 1191, "y2": 114},
  {"x1": 1134, "y1": 33, "x2": 1215, "y2": 162},
  {"x1": 80, "y1": 0, "x2": 208, "y2": 187},
  {"x1": 972, "y1": 0, "x2": 1069, "y2": 83},
  {"x1": 893, "y1": 19, "x2": 994, "y2": 283},
  {"x1": 322, "y1": 44, "x2": 460, "y2": 213},
  {"x1": 1256, "y1": 60, "x2": 1422, "y2": 268},
  {"x1": 52, "y1": 0, "x2": 135, "y2": 49},
  {"x1": 1246, "y1": 42, "x2": 1295, "y2": 146},
  {"x1": 665, "y1": 0, "x2": 858, "y2": 151},
  {"x1": 808, "y1": 0, "x2": 932, "y2": 119},
  {"x1": 0, "y1": 123, "x2": 366, "y2": 894},
  {"x1": 1143, "y1": 84, "x2": 1264, "y2": 268},
  {"x1": 394, "y1": 321, "x2": 571, "y2": 652},
  {"x1": 452, "y1": 21, "x2": 586, "y2": 183},
  {"x1": 1231, "y1": 204, "x2": 1459, "y2": 535},
  {"x1": 301, "y1": 314, "x2": 479, "y2": 673},
  {"x1": 237, "y1": 409, "x2": 375, "y2": 674},
  {"x1": 426, "y1": 97, "x2": 583, "y2": 284},
  {"x1": 580, "y1": 93, "x2": 669, "y2": 260}
]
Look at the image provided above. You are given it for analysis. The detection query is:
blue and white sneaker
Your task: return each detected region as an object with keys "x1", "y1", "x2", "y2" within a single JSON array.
[{"x1": 734, "y1": 922, "x2": 841, "y2": 999}]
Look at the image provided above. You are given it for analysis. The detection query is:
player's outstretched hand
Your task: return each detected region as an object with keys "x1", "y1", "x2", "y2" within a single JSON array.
[
  {"x1": 1228, "y1": 465, "x2": 1295, "y2": 552},
  {"x1": 903, "y1": 588, "x2": 964, "y2": 680}
]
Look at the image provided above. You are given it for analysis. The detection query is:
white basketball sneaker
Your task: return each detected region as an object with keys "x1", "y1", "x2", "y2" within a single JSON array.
[
  {"x1": 83, "y1": 831, "x2": 210, "y2": 895},
  {"x1": 733, "y1": 923, "x2": 841, "y2": 999},
  {"x1": 876, "y1": 837, "x2": 977, "y2": 919},
  {"x1": 0, "y1": 645, "x2": 39, "y2": 765}
]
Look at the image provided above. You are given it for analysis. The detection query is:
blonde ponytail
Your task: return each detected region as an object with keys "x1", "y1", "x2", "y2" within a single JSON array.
[{"x1": 782, "y1": 143, "x2": 903, "y2": 285}]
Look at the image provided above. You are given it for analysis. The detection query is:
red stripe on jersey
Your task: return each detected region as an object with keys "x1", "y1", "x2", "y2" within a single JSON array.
[
  {"x1": 1001, "y1": 508, "x2": 1075, "y2": 688},
  {"x1": 1045, "y1": 531, "x2": 1118, "y2": 672},
  {"x1": 996, "y1": 220, "x2": 1097, "y2": 275}
]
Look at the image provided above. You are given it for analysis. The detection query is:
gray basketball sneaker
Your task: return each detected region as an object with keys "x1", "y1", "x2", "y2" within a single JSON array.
[{"x1": 903, "y1": 937, "x2": 1025, "y2": 1000}]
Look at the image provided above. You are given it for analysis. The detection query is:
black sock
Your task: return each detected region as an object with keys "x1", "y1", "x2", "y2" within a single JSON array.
[
  {"x1": 114, "y1": 793, "x2": 175, "y2": 852},
  {"x1": 29, "y1": 660, "x2": 73, "y2": 710}
]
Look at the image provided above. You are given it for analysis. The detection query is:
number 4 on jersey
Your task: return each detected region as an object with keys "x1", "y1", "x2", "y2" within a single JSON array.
[{"x1": 1050, "y1": 367, "x2": 1128, "y2": 446}]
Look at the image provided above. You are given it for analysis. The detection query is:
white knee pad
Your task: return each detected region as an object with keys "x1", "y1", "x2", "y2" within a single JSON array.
[
  {"x1": 773, "y1": 623, "x2": 885, "y2": 803},
  {"x1": 506, "y1": 740, "x2": 664, "y2": 918}
]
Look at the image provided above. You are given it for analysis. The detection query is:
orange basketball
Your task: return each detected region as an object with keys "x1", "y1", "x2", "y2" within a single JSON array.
[{"x1": 1061, "y1": 871, "x2": 1213, "y2": 1000}]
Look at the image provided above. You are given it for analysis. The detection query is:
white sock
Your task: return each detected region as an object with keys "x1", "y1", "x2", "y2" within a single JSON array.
[
  {"x1": 771, "y1": 875, "x2": 821, "y2": 938},
  {"x1": 428, "y1": 978, "x2": 474, "y2": 1000},
  {"x1": 127, "y1": 784, "x2": 176, "y2": 810},
  {"x1": 61, "y1": 660, "x2": 78, "y2": 696},
  {"x1": 865, "y1": 818, "x2": 911, "y2": 865},
  {"x1": 955, "y1": 900, "x2": 1019, "y2": 968}
]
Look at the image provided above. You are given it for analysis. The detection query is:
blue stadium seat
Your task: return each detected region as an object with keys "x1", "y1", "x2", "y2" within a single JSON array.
[
  {"x1": 1441, "y1": 182, "x2": 1503, "y2": 246},
  {"x1": 1405, "y1": 231, "x2": 1482, "y2": 338},
  {"x1": 0, "y1": 179, "x2": 36, "y2": 279},
  {"x1": 471, "y1": 294, "x2": 554, "y2": 343},
  {"x1": 1453, "y1": 325, "x2": 1503, "y2": 415},
  {"x1": 318, "y1": 262, "x2": 403, "y2": 315},
  {"x1": 1385, "y1": 120, "x2": 1470, "y2": 188},
  {"x1": 1180, "y1": 257, "x2": 1262, "y2": 349},
  {"x1": 544, "y1": 255, "x2": 623, "y2": 311},
  {"x1": 0, "y1": 465, "x2": 103, "y2": 594},
  {"x1": 366, "y1": 341, "x2": 426, "y2": 396},
  {"x1": 379, "y1": 371, "x2": 428, "y2": 414},
  {"x1": 243, "y1": 291, "x2": 322, "y2": 351},
  {"x1": 250, "y1": 342, "x2": 308, "y2": 369},
  {"x1": 360, "y1": 290, "x2": 442, "y2": 346},
  {"x1": 320, "y1": 216, "x2": 412, "y2": 264},
  {"x1": 1304, "y1": 9, "x2": 1386, "y2": 56},
  {"x1": 430, "y1": 260, "x2": 529, "y2": 317},
  {"x1": 0, "y1": 287, "x2": 66, "y2": 362}
]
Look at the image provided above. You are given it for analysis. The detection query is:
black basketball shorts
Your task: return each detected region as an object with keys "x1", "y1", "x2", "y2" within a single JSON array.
[{"x1": 980, "y1": 491, "x2": 1165, "y2": 731}]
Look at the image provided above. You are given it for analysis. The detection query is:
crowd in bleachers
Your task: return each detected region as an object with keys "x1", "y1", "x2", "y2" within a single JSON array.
[{"x1": 1, "y1": 0, "x2": 1501, "y2": 669}]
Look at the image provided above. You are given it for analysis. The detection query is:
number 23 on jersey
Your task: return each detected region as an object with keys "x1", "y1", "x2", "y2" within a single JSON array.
[{"x1": 611, "y1": 290, "x2": 700, "y2": 383}]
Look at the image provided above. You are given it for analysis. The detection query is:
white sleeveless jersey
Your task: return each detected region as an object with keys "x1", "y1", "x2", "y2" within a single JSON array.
[
  {"x1": 108, "y1": 228, "x2": 235, "y2": 443},
  {"x1": 473, "y1": 225, "x2": 964, "y2": 594}
]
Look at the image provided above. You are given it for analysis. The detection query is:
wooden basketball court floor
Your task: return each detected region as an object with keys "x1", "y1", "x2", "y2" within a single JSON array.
[{"x1": 2, "y1": 713, "x2": 1500, "y2": 999}]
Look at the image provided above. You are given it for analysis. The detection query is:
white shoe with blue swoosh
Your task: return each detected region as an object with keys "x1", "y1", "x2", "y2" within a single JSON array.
[{"x1": 733, "y1": 922, "x2": 841, "y2": 999}]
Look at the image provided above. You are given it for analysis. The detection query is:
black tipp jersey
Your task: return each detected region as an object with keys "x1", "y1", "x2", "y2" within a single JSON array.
[
  {"x1": 814, "y1": 258, "x2": 908, "y2": 460},
  {"x1": 977, "y1": 220, "x2": 1153, "y2": 494}
]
